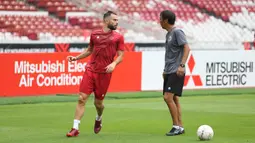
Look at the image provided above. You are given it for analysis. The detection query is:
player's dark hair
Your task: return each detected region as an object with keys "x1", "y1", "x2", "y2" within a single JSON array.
[
  {"x1": 103, "y1": 11, "x2": 117, "y2": 20},
  {"x1": 160, "y1": 10, "x2": 176, "y2": 25}
]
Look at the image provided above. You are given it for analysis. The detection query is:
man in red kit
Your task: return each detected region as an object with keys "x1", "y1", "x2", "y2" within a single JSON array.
[{"x1": 66, "y1": 11, "x2": 124, "y2": 137}]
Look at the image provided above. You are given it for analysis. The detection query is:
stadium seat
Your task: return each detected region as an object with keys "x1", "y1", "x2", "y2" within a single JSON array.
[{"x1": 0, "y1": 15, "x2": 85, "y2": 41}]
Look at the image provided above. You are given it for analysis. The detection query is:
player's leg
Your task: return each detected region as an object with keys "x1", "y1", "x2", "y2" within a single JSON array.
[
  {"x1": 172, "y1": 73, "x2": 185, "y2": 134},
  {"x1": 93, "y1": 98, "x2": 104, "y2": 134},
  {"x1": 73, "y1": 92, "x2": 90, "y2": 125},
  {"x1": 94, "y1": 98, "x2": 104, "y2": 120},
  {"x1": 66, "y1": 70, "x2": 93, "y2": 137},
  {"x1": 164, "y1": 92, "x2": 179, "y2": 135},
  {"x1": 93, "y1": 73, "x2": 112, "y2": 134},
  {"x1": 173, "y1": 96, "x2": 182, "y2": 126},
  {"x1": 173, "y1": 96, "x2": 184, "y2": 133},
  {"x1": 163, "y1": 73, "x2": 182, "y2": 136}
]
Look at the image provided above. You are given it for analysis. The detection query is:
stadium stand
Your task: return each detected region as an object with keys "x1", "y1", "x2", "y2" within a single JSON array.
[
  {"x1": 0, "y1": 0, "x2": 36, "y2": 11},
  {"x1": 0, "y1": 14, "x2": 85, "y2": 42},
  {"x1": 184, "y1": 0, "x2": 255, "y2": 30},
  {"x1": 28, "y1": 0, "x2": 85, "y2": 19},
  {"x1": 0, "y1": 0, "x2": 254, "y2": 46},
  {"x1": 79, "y1": 0, "x2": 254, "y2": 43}
]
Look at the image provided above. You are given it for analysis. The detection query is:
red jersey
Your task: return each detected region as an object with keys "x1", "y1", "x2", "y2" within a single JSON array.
[{"x1": 86, "y1": 29, "x2": 124, "y2": 73}]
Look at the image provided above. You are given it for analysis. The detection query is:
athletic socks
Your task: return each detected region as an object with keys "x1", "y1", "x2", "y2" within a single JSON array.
[
  {"x1": 96, "y1": 115, "x2": 102, "y2": 121},
  {"x1": 173, "y1": 125, "x2": 184, "y2": 131},
  {"x1": 73, "y1": 119, "x2": 80, "y2": 130}
]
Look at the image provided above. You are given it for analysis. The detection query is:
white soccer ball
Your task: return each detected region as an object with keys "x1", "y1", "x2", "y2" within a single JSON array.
[{"x1": 197, "y1": 125, "x2": 214, "y2": 141}]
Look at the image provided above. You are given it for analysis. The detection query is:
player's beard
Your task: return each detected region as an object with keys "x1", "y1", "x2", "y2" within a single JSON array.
[{"x1": 108, "y1": 24, "x2": 117, "y2": 30}]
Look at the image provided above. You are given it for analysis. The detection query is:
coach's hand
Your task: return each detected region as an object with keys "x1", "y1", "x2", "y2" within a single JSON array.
[
  {"x1": 177, "y1": 66, "x2": 185, "y2": 77},
  {"x1": 162, "y1": 72, "x2": 165, "y2": 79},
  {"x1": 106, "y1": 62, "x2": 116, "y2": 73},
  {"x1": 67, "y1": 56, "x2": 77, "y2": 62}
]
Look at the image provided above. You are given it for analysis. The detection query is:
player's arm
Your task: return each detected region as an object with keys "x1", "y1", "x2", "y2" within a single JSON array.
[
  {"x1": 105, "y1": 50, "x2": 124, "y2": 73},
  {"x1": 176, "y1": 30, "x2": 190, "y2": 76},
  {"x1": 112, "y1": 35, "x2": 125, "y2": 66},
  {"x1": 75, "y1": 45, "x2": 93, "y2": 60},
  {"x1": 67, "y1": 45, "x2": 93, "y2": 62},
  {"x1": 75, "y1": 33, "x2": 94, "y2": 60},
  {"x1": 67, "y1": 34, "x2": 94, "y2": 62},
  {"x1": 180, "y1": 44, "x2": 190, "y2": 65},
  {"x1": 105, "y1": 35, "x2": 125, "y2": 73},
  {"x1": 112, "y1": 50, "x2": 124, "y2": 65},
  {"x1": 176, "y1": 30, "x2": 190, "y2": 66}
]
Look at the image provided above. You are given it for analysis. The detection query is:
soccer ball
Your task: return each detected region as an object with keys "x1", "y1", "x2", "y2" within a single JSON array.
[{"x1": 197, "y1": 125, "x2": 214, "y2": 141}]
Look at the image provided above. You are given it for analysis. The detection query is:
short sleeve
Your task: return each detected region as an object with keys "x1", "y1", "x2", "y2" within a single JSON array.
[
  {"x1": 175, "y1": 30, "x2": 187, "y2": 46},
  {"x1": 89, "y1": 33, "x2": 94, "y2": 47},
  {"x1": 117, "y1": 35, "x2": 125, "y2": 51}
]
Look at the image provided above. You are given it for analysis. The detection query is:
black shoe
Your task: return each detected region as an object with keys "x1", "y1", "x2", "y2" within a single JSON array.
[{"x1": 165, "y1": 127, "x2": 181, "y2": 136}]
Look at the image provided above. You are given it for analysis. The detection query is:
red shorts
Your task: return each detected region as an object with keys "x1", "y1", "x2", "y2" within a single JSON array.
[{"x1": 79, "y1": 70, "x2": 112, "y2": 100}]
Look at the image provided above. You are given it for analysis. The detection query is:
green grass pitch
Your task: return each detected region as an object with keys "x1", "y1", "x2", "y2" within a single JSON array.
[{"x1": 0, "y1": 88, "x2": 255, "y2": 143}]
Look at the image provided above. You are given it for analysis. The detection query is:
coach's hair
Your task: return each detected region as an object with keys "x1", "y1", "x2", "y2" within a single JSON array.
[
  {"x1": 103, "y1": 11, "x2": 117, "y2": 20},
  {"x1": 160, "y1": 10, "x2": 176, "y2": 25}
]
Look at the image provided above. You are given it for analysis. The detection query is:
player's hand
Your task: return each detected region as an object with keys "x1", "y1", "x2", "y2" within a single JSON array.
[
  {"x1": 176, "y1": 66, "x2": 185, "y2": 77},
  {"x1": 105, "y1": 62, "x2": 116, "y2": 73},
  {"x1": 67, "y1": 56, "x2": 77, "y2": 62},
  {"x1": 162, "y1": 72, "x2": 165, "y2": 79}
]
